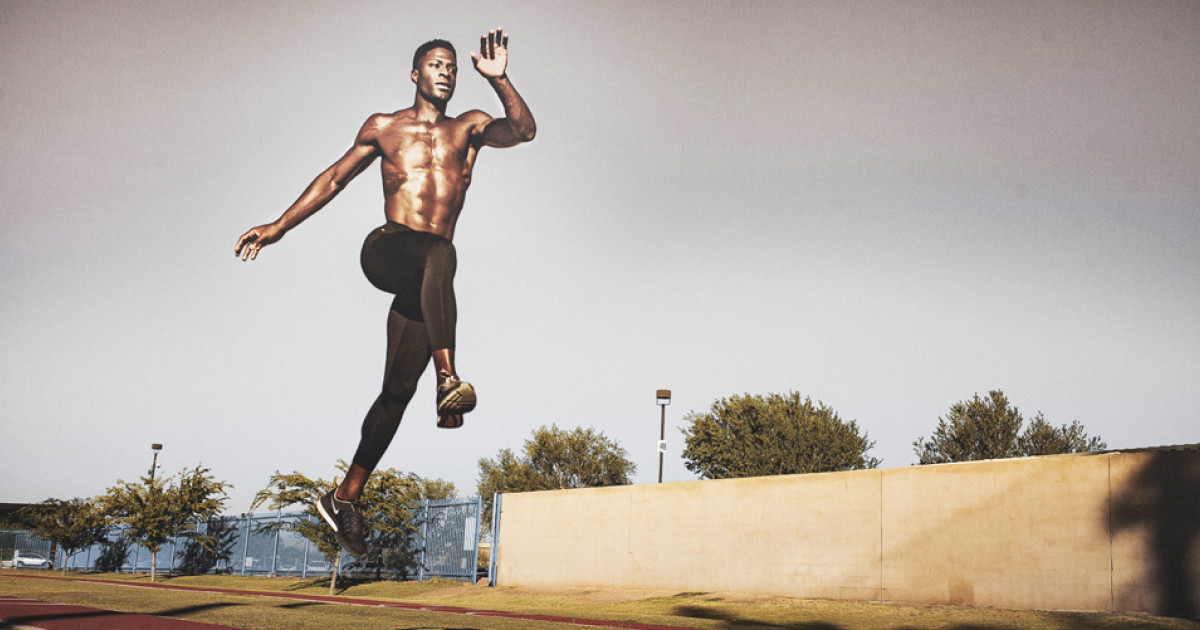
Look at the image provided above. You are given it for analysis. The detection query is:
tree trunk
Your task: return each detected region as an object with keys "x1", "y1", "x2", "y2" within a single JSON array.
[
  {"x1": 150, "y1": 547, "x2": 157, "y2": 583},
  {"x1": 329, "y1": 553, "x2": 339, "y2": 596}
]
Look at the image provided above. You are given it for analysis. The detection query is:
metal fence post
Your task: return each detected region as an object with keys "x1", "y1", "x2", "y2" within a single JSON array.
[
  {"x1": 240, "y1": 513, "x2": 251, "y2": 576},
  {"x1": 168, "y1": 525, "x2": 181, "y2": 574},
  {"x1": 417, "y1": 499, "x2": 429, "y2": 583},
  {"x1": 271, "y1": 508, "x2": 281, "y2": 577},
  {"x1": 489, "y1": 493, "x2": 501, "y2": 586},
  {"x1": 304, "y1": 534, "x2": 312, "y2": 578},
  {"x1": 471, "y1": 495, "x2": 482, "y2": 584}
]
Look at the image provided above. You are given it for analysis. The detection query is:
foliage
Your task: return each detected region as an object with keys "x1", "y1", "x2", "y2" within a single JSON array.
[
  {"x1": 680, "y1": 392, "x2": 880, "y2": 480},
  {"x1": 914, "y1": 390, "x2": 1107, "y2": 464},
  {"x1": 1018, "y1": 414, "x2": 1107, "y2": 456},
  {"x1": 913, "y1": 390, "x2": 1022, "y2": 464},
  {"x1": 251, "y1": 470, "x2": 339, "y2": 591},
  {"x1": 19, "y1": 497, "x2": 109, "y2": 575},
  {"x1": 93, "y1": 536, "x2": 132, "y2": 573},
  {"x1": 251, "y1": 462, "x2": 454, "y2": 592},
  {"x1": 418, "y1": 478, "x2": 457, "y2": 501},
  {"x1": 101, "y1": 465, "x2": 230, "y2": 582},
  {"x1": 357, "y1": 466, "x2": 448, "y2": 580},
  {"x1": 477, "y1": 424, "x2": 636, "y2": 521},
  {"x1": 177, "y1": 515, "x2": 239, "y2": 575}
]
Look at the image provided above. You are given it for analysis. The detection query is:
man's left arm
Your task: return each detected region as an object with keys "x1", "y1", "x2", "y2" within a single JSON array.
[{"x1": 472, "y1": 28, "x2": 536, "y2": 148}]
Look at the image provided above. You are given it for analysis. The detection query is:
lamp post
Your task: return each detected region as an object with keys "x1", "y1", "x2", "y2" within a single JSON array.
[
  {"x1": 149, "y1": 443, "x2": 163, "y2": 483},
  {"x1": 656, "y1": 390, "x2": 671, "y2": 483}
]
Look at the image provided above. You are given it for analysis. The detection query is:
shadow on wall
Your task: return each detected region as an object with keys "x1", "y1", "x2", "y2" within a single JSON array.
[{"x1": 1111, "y1": 448, "x2": 1200, "y2": 619}]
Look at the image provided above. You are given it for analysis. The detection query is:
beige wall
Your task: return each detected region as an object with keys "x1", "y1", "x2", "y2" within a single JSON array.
[
  {"x1": 495, "y1": 449, "x2": 1200, "y2": 616},
  {"x1": 880, "y1": 455, "x2": 1112, "y2": 610}
]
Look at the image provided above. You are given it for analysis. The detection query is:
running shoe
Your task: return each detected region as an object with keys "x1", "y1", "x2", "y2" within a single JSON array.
[
  {"x1": 436, "y1": 370, "x2": 476, "y2": 417},
  {"x1": 316, "y1": 489, "x2": 368, "y2": 558}
]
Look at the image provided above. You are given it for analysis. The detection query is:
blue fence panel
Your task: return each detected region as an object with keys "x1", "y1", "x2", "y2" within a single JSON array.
[
  {"x1": 4, "y1": 497, "x2": 490, "y2": 583},
  {"x1": 417, "y1": 497, "x2": 482, "y2": 582},
  {"x1": 0, "y1": 530, "x2": 55, "y2": 570},
  {"x1": 273, "y1": 525, "x2": 310, "y2": 577},
  {"x1": 240, "y1": 513, "x2": 280, "y2": 575}
]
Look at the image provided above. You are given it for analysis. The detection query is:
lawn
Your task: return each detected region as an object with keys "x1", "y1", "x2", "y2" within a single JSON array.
[{"x1": 1, "y1": 569, "x2": 1196, "y2": 630}]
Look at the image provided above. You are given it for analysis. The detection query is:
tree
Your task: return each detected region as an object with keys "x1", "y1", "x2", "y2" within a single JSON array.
[
  {"x1": 251, "y1": 462, "x2": 453, "y2": 594},
  {"x1": 477, "y1": 424, "x2": 636, "y2": 522},
  {"x1": 1018, "y1": 414, "x2": 1107, "y2": 456},
  {"x1": 357, "y1": 467, "x2": 455, "y2": 581},
  {"x1": 914, "y1": 390, "x2": 1107, "y2": 464},
  {"x1": 913, "y1": 390, "x2": 1022, "y2": 464},
  {"x1": 20, "y1": 497, "x2": 109, "y2": 575},
  {"x1": 680, "y1": 391, "x2": 880, "y2": 480},
  {"x1": 418, "y1": 478, "x2": 458, "y2": 501},
  {"x1": 251, "y1": 471, "x2": 340, "y2": 592},
  {"x1": 101, "y1": 465, "x2": 230, "y2": 582}
]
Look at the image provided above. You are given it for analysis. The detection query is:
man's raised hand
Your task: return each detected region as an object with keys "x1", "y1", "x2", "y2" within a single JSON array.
[{"x1": 471, "y1": 28, "x2": 509, "y2": 79}]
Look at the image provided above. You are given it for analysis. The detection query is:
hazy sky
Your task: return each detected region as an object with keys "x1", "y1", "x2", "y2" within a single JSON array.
[{"x1": 2, "y1": 0, "x2": 1197, "y2": 513}]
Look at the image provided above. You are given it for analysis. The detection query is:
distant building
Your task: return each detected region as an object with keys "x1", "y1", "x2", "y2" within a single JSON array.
[{"x1": 0, "y1": 502, "x2": 35, "y2": 527}]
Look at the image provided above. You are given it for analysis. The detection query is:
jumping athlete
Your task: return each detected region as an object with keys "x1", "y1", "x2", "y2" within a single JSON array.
[{"x1": 234, "y1": 29, "x2": 535, "y2": 557}]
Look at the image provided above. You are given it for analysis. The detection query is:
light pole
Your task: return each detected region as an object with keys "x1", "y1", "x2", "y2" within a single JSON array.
[
  {"x1": 149, "y1": 443, "x2": 163, "y2": 483},
  {"x1": 656, "y1": 390, "x2": 671, "y2": 483}
]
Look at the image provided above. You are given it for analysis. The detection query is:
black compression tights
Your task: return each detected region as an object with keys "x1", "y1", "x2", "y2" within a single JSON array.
[
  {"x1": 359, "y1": 222, "x2": 457, "y2": 350},
  {"x1": 351, "y1": 223, "x2": 457, "y2": 472}
]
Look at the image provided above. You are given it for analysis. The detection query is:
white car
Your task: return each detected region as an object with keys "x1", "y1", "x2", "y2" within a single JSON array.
[{"x1": 12, "y1": 550, "x2": 52, "y2": 569}]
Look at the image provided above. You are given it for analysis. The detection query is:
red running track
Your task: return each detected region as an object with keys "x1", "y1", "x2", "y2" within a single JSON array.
[
  {"x1": 1, "y1": 574, "x2": 705, "y2": 630},
  {"x1": 0, "y1": 594, "x2": 237, "y2": 629}
]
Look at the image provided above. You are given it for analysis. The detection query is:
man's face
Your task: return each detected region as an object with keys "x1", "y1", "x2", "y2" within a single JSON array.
[{"x1": 411, "y1": 48, "x2": 457, "y2": 103}]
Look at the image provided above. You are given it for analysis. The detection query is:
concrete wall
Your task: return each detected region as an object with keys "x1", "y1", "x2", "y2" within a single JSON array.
[{"x1": 495, "y1": 448, "x2": 1200, "y2": 617}]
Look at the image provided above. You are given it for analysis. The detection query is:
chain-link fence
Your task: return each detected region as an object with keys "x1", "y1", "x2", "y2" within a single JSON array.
[
  {"x1": 5, "y1": 496, "x2": 487, "y2": 583},
  {"x1": 0, "y1": 530, "x2": 56, "y2": 569},
  {"x1": 416, "y1": 497, "x2": 482, "y2": 582}
]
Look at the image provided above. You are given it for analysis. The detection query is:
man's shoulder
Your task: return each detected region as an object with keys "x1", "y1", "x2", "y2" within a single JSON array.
[
  {"x1": 356, "y1": 110, "x2": 418, "y2": 143},
  {"x1": 453, "y1": 109, "x2": 494, "y2": 124},
  {"x1": 365, "y1": 108, "x2": 417, "y2": 127}
]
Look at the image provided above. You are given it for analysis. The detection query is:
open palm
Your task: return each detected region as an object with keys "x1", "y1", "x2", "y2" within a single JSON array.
[{"x1": 471, "y1": 28, "x2": 509, "y2": 78}]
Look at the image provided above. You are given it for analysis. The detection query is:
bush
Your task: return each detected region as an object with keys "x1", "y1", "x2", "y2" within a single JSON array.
[
  {"x1": 93, "y1": 537, "x2": 132, "y2": 573},
  {"x1": 177, "y1": 516, "x2": 238, "y2": 575}
]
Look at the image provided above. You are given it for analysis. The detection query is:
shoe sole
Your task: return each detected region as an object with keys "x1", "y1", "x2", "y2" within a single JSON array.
[
  {"x1": 316, "y1": 495, "x2": 369, "y2": 558},
  {"x1": 315, "y1": 496, "x2": 339, "y2": 533},
  {"x1": 437, "y1": 382, "x2": 477, "y2": 415},
  {"x1": 437, "y1": 414, "x2": 465, "y2": 429}
]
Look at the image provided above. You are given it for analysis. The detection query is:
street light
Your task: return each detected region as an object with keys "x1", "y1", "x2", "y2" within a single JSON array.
[
  {"x1": 149, "y1": 443, "x2": 163, "y2": 483},
  {"x1": 656, "y1": 390, "x2": 671, "y2": 483}
]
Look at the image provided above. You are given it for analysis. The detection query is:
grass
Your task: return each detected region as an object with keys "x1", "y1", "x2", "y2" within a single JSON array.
[{"x1": 1, "y1": 569, "x2": 1197, "y2": 630}]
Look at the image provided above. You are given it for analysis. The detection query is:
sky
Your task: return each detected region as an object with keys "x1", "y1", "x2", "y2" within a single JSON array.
[{"x1": 2, "y1": 0, "x2": 1197, "y2": 514}]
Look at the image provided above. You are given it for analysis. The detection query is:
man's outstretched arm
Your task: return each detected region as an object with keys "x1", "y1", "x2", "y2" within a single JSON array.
[
  {"x1": 471, "y1": 28, "x2": 537, "y2": 148},
  {"x1": 235, "y1": 119, "x2": 381, "y2": 261}
]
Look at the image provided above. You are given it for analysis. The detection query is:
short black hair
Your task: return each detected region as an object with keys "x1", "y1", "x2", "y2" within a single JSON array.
[{"x1": 413, "y1": 39, "x2": 456, "y2": 70}]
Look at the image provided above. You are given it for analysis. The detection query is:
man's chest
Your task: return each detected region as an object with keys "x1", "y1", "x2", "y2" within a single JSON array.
[{"x1": 379, "y1": 120, "x2": 474, "y2": 169}]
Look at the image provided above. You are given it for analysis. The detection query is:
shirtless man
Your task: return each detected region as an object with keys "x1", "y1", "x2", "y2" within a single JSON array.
[{"x1": 234, "y1": 29, "x2": 535, "y2": 557}]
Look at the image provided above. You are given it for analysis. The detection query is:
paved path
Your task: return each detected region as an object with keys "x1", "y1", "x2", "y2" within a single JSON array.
[
  {"x1": 2, "y1": 574, "x2": 704, "y2": 630},
  {"x1": 0, "y1": 594, "x2": 237, "y2": 629}
]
